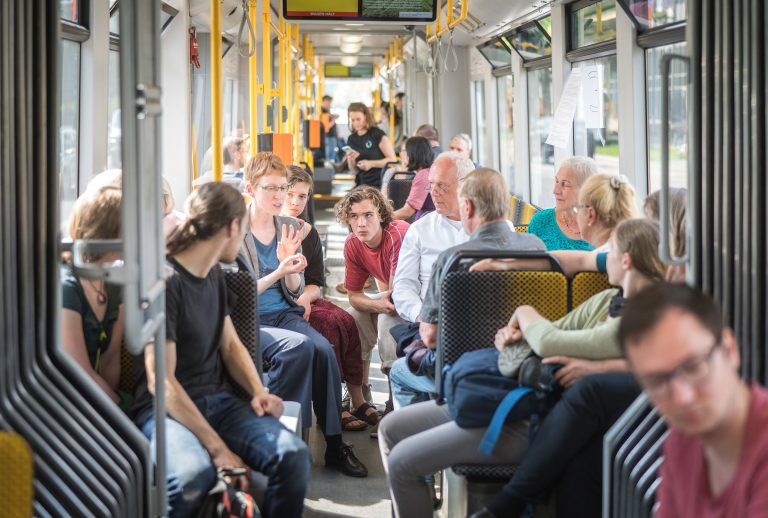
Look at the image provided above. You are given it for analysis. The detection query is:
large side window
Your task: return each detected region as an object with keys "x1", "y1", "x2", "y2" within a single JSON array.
[
  {"x1": 497, "y1": 74, "x2": 515, "y2": 191},
  {"x1": 527, "y1": 66, "x2": 554, "y2": 207},
  {"x1": 108, "y1": 49, "x2": 122, "y2": 170},
  {"x1": 572, "y1": 55, "x2": 620, "y2": 176},
  {"x1": 60, "y1": 39, "x2": 82, "y2": 228},
  {"x1": 646, "y1": 41, "x2": 688, "y2": 191},
  {"x1": 472, "y1": 80, "x2": 487, "y2": 166}
]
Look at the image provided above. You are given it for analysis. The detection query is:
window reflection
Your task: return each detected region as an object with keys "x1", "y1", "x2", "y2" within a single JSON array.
[
  {"x1": 647, "y1": 42, "x2": 688, "y2": 191},
  {"x1": 59, "y1": 0, "x2": 79, "y2": 23},
  {"x1": 527, "y1": 67, "x2": 554, "y2": 207},
  {"x1": 497, "y1": 75, "x2": 515, "y2": 191},
  {"x1": 573, "y1": 55, "x2": 620, "y2": 176},
  {"x1": 624, "y1": 0, "x2": 686, "y2": 30},
  {"x1": 571, "y1": 0, "x2": 617, "y2": 49},
  {"x1": 60, "y1": 39, "x2": 81, "y2": 231},
  {"x1": 472, "y1": 80, "x2": 487, "y2": 166},
  {"x1": 108, "y1": 50, "x2": 121, "y2": 169}
]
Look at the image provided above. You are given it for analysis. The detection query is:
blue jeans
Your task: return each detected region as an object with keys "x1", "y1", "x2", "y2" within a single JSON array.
[
  {"x1": 325, "y1": 135, "x2": 339, "y2": 162},
  {"x1": 390, "y1": 357, "x2": 436, "y2": 410},
  {"x1": 138, "y1": 391, "x2": 310, "y2": 518},
  {"x1": 261, "y1": 305, "x2": 343, "y2": 437}
]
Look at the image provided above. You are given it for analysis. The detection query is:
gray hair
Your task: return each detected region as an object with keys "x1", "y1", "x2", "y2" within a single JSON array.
[
  {"x1": 558, "y1": 156, "x2": 598, "y2": 186},
  {"x1": 432, "y1": 150, "x2": 476, "y2": 181},
  {"x1": 451, "y1": 133, "x2": 473, "y2": 152}
]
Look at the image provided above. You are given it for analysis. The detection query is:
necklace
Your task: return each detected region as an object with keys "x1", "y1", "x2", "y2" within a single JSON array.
[
  {"x1": 559, "y1": 210, "x2": 580, "y2": 235},
  {"x1": 86, "y1": 279, "x2": 107, "y2": 305}
]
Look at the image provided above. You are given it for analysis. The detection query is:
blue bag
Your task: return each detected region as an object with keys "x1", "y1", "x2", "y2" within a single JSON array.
[{"x1": 444, "y1": 348, "x2": 562, "y2": 455}]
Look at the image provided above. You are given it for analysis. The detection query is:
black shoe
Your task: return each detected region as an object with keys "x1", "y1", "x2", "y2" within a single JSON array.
[
  {"x1": 467, "y1": 508, "x2": 497, "y2": 518},
  {"x1": 325, "y1": 442, "x2": 368, "y2": 478}
]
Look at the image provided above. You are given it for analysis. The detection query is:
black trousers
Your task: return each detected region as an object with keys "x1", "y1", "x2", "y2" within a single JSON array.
[{"x1": 487, "y1": 373, "x2": 641, "y2": 518}]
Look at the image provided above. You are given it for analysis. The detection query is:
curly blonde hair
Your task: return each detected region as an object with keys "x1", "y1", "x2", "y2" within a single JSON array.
[{"x1": 335, "y1": 186, "x2": 393, "y2": 230}]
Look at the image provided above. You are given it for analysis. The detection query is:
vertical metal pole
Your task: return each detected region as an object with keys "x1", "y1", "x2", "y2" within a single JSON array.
[
  {"x1": 278, "y1": 17, "x2": 286, "y2": 133},
  {"x1": 248, "y1": 0, "x2": 258, "y2": 151},
  {"x1": 262, "y1": 0, "x2": 272, "y2": 133},
  {"x1": 210, "y1": 0, "x2": 222, "y2": 181}
]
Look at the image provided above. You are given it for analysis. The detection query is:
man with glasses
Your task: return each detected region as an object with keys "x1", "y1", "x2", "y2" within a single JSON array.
[{"x1": 619, "y1": 283, "x2": 768, "y2": 517}]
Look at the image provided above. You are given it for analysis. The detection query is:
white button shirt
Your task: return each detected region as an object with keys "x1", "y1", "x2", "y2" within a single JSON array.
[{"x1": 392, "y1": 212, "x2": 469, "y2": 322}]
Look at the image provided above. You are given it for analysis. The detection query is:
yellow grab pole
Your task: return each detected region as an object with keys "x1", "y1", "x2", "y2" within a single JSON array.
[
  {"x1": 191, "y1": 126, "x2": 199, "y2": 185},
  {"x1": 317, "y1": 57, "x2": 324, "y2": 113},
  {"x1": 285, "y1": 23, "x2": 293, "y2": 135},
  {"x1": 248, "y1": 0, "x2": 258, "y2": 151},
  {"x1": 389, "y1": 51, "x2": 395, "y2": 142},
  {"x1": 278, "y1": 17, "x2": 286, "y2": 133},
  {"x1": 211, "y1": 0, "x2": 222, "y2": 181},
  {"x1": 447, "y1": 0, "x2": 469, "y2": 29},
  {"x1": 294, "y1": 60, "x2": 300, "y2": 159},
  {"x1": 262, "y1": 0, "x2": 272, "y2": 133}
]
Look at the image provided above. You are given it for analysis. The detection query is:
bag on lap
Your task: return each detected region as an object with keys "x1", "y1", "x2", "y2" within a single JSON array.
[{"x1": 443, "y1": 348, "x2": 563, "y2": 454}]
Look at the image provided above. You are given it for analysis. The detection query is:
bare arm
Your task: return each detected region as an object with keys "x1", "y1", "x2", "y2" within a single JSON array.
[
  {"x1": 392, "y1": 204, "x2": 416, "y2": 221},
  {"x1": 549, "y1": 250, "x2": 600, "y2": 277},
  {"x1": 348, "y1": 289, "x2": 396, "y2": 315},
  {"x1": 543, "y1": 356, "x2": 628, "y2": 388},
  {"x1": 60, "y1": 308, "x2": 120, "y2": 402}
]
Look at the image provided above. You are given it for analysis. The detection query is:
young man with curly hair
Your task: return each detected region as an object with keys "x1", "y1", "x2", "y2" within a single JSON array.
[{"x1": 336, "y1": 186, "x2": 409, "y2": 414}]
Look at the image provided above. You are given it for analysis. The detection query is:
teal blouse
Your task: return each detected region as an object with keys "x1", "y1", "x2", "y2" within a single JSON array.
[{"x1": 528, "y1": 208, "x2": 593, "y2": 251}]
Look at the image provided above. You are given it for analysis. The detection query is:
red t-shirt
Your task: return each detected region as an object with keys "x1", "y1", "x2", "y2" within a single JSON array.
[
  {"x1": 655, "y1": 384, "x2": 768, "y2": 518},
  {"x1": 343, "y1": 220, "x2": 410, "y2": 291}
]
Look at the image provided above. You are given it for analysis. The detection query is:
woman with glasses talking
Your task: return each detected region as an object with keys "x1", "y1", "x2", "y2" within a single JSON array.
[{"x1": 239, "y1": 152, "x2": 368, "y2": 478}]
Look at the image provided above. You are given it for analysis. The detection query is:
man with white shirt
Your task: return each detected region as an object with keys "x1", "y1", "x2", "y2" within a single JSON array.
[{"x1": 389, "y1": 152, "x2": 474, "y2": 408}]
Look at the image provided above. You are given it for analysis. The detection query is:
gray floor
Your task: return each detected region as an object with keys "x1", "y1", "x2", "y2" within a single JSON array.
[{"x1": 303, "y1": 209, "x2": 394, "y2": 517}]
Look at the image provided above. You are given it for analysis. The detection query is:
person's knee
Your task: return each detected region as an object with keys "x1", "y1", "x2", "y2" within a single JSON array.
[
  {"x1": 386, "y1": 440, "x2": 423, "y2": 485},
  {"x1": 272, "y1": 429, "x2": 312, "y2": 486},
  {"x1": 167, "y1": 453, "x2": 217, "y2": 514}
]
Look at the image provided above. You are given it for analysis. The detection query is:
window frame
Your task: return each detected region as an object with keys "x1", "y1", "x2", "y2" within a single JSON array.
[
  {"x1": 475, "y1": 37, "x2": 513, "y2": 71},
  {"x1": 615, "y1": 0, "x2": 686, "y2": 34},
  {"x1": 565, "y1": 0, "x2": 618, "y2": 61},
  {"x1": 501, "y1": 17, "x2": 552, "y2": 68}
]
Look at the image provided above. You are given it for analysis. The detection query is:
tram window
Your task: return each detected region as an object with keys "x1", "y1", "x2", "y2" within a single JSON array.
[
  {"x1": 108, "y1": 50, "x2": 121, "y2": 170},
  {"x1": 109, "y1": 6, "x2": 119, "y2": 36},
  {"x1": 572, "y1": 55, "x2": 620, "y2": 177},
  {"x1": 618, "y1": 0, "x2": 686, "y2": 30},
  {"x1": 571, "y1": 0, "x2": 618, "y2": 49},
  {"x1": 497, "y1": 74, "x2": 515, "y2": 190},
  {"x1": 472, "y1": 80, "x2": 487, "y2": 167},
  {"x1": 502, "y1": 21, "x2": 551, "y2": 62},
  {"x1": 59, "y1": 0, "x2": 80, "y2": 23},
  {"x1": 59, "y1": 39, "x2": 81, "y2": 231},
  {"x1": 647, "y1": 41, "x2": 688, "y2": 191},
  {"x1": 527, "y1": 67, "x2": 554, "y2": 207}
]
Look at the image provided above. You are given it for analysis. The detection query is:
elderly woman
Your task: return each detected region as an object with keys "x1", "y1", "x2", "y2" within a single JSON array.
[{"x1": 527, "y1": 156, "x2": 597, "y2": 250}]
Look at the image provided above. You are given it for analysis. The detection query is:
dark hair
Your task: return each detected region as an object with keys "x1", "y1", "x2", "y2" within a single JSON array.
[
  {"x1": 166, "y1": 182, "x2": 246, "y2": 256},
  {"x1": 322, "y1": 95, "x2": 332, "y2": 102},
  {"x1": 395, "y1": 92, "x2": 405, "y2": 100},
  {"x1": 415, "y1": 124, "x2": 439, "y2": 142},
  {"x1": 618, "y1": 283, "x2": 724, "y2": 353},
  {"x1": 404, "y1": 136, "x2": 433, "y2": 172},
  {"x1": 287, "y1": 165, "x2": 314, "y2": 193},
  {"x1": 335, "y1": 186, "x2": 393, "y2": 229}
]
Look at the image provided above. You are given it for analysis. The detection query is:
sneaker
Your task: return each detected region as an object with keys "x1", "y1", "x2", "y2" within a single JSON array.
[{"x1": 325, "y1": 442, "x2": 368, "y2": 478}]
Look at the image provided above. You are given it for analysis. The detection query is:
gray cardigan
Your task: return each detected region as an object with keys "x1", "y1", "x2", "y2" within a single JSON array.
[{"x1": 238, "y1": 214, "x2": 305, "y2": 307}]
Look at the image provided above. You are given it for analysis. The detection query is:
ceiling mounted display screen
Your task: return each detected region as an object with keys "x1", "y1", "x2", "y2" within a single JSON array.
[
  {"x1": 324, "y1": 63, "x2": 374, "y2": 78},
  {"x1": 284, "y1": 0, "x2": 437, "y2": 22}
]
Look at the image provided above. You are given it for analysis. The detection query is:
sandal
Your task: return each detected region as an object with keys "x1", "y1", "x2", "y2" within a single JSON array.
[
  {"x1": 342, "y1": 411, "x2": 368, "y2": 431},
  {"x1": 352, "y1": 402, "x2": 382, "y2": 426}
]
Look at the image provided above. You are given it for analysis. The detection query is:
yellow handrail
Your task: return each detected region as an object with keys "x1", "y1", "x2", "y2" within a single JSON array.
[
  {"x1": 278, "y1": 17, "x2": 286, "y2": 133},
  {"x1": 427, "y1": 0, "x2": 469, "y2": 41},
  {"x1": 248, "y1": 0, "x2": 258, "y2": 152},
  {"x1": 285, "y1": 22, "x2": 293, "y2": 136},
  {"x1": 447, "y1": 0, "x2": 469, "y2": 29},
  {"x1": 261, "y1": 0, "x2": 272, "y2": 133},
  {"x1": 210, "y1": 0, "x2": 222, "y2": 181}
]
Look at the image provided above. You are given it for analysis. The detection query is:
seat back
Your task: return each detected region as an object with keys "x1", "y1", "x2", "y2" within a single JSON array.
[
  {"x1": 570, "y1": 272, "x2": 612, "y2": 309},
  {"x1": 436, "y1": 251, "x2": 568, "y2": 400},
  {"x1": 388, "y1": 172, "x2": 416, "y2": 211},
  {"x1": 509, "y1": 195, "x2": 521, "y2": 223},
  {"x1": 0, "y1": 432, "x2": 33, "y2": 518},
  {"x1": 517, "y1": 202, "x2": 540, "y2": 225},
  {"x1": 119, "y1": 346, "x2": 137, "y2": 395},
  {"x1": 603, "y1": 394, "x2": 666, "y2": 518},
  {"x1": 225, "y1": 267, "x2": 263, "y2": 396}
]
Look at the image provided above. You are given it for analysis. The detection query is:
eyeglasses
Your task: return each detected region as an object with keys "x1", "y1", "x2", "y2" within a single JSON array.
[
  {"x1": 635, "y1": 341, "x2": 721, "y2": 399},
  {"x1": 571, "y1": 204, "x2": 591, "y2": 215},
  {"x1": 259, "y1": 184, "x2": 289, "y2": 194}
]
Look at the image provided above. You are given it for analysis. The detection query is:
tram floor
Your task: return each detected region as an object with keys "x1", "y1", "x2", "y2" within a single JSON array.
[{"x1": 303, "y1": 213, "x2": 393, "y2": 516}]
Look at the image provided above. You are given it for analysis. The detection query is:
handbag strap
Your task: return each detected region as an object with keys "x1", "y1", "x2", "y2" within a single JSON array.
[{"x1": 478, "y1": 387, "x2": 534, "y2": 456}]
